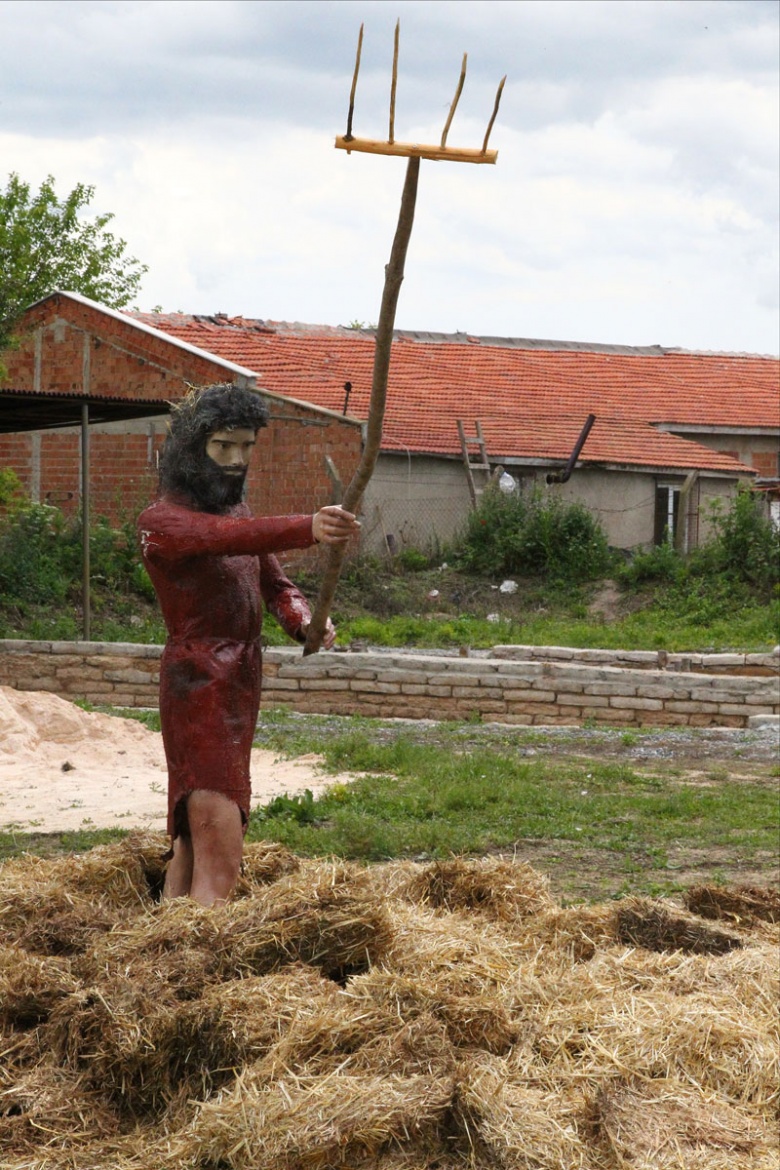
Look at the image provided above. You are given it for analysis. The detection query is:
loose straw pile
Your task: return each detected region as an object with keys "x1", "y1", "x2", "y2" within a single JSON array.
[{"x1": 1, "y1": 835, "x2": 777, "y2": 1168}]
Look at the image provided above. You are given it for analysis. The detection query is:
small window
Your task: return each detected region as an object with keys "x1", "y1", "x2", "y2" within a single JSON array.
[{"x1": 654, "y1": 484, "x2": 680, "y2": 546}]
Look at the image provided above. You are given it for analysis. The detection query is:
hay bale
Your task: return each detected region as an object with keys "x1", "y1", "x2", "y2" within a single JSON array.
[
  {"x1": 46, "y1": 978, "x2": 186, "y2": 1115},
  {"x1": 616, "y1": 897, "x2": 743, "y2": 954},
  {"x1": 254, "y1": 988, "x2": 400, "y2": 1082},
  {"x1": 0, "y1": 1063, "x2": 119, "y2": 1158},
  {"x1": 2, "y1": 837, "x2": 778, "y2": 1169},
  {"x1": 78, "y1": 898, "x2": 227, "y2": 995},
  {"x1": 685, "y1": 884, "x2": 780, "y2": 927},
  {"x1": 78, "y1": 867, "x2": 393, "y2": 997},
  {"x1": 407, "y1": 857, "x2": 554, "y2": 923},
  {"x1": 348, "y1": 1151, "x2": 463, "y2": 1170},
  {"x1": 525, "y1": 951, "x2": 779, "y2": 1111},
  {"x1": 592, "y1": 1076, "x2": 778, "y2": 1169},
  {"x1": 46, "y1": 964, "x2": 342, "y2": 1117},
  {"x1": 195, "y1": 962, "x2": 343, "y2": 1051},
  {"x1": 234, "y1": 840, "x2": 302, "y2": 895},
  {"x1": 383, "y1": 902, "x2": 524, "y2": 993},
  {"x1": 0, "y1": 1027, "x2": 42, "y2": 1091},
  {"x1": 514, "y1": 903, "x2": 617, "y2": 961},
  {"x1": 0, "y1": 945, "x2": 77, "y2": 1028},
  {"x1": 175, "y1": 1068, "x2": 454, "y2": 1170},
  {"x1": 0, "y1": 876, "x2": 121, "y2": 956},
  {"x1": 0, "y1": 834, "x2": 165, "y2": 956},
  {"x1": 663, "y1": 942, "x2": 780, "y2": 1013},
  {"x1": 349, "y1": 969, "x2": 519, "y2": 1055},
  {"x1": 0, "y1": 832, "x2": 165, "y2": 918},
  {"x1": 222, "y1": 861, "x2": 394, "y2": 980},
  {"x1": 454, "y1": 1052, "x2": 589, "y2": 1169},
  {"x1": 350, "y1": 1012, "x2": 457, "y2": 1079}
]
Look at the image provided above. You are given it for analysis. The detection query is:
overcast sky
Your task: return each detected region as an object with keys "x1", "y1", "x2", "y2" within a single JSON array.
[{"x1": 1, "y1": 0, "x2": 778, "y2": 354}]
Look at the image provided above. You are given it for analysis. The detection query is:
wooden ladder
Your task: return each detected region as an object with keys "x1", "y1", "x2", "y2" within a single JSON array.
[{"x1": 457, "y1": 419, "x2": 492, "y2": 507}]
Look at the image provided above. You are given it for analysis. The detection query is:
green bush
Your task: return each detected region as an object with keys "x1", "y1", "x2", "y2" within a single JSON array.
[
  {"x1": 0, "y1": 502, "x2": 70, "y2": 604},
  {"x1": 0, "y1": 489, "x2": 151, "y2": 606},
  {"x1": 456, "y1": 484, "x2": 612, "y2": 583},
  {"x1": 0, "y1": 467, "x2": 26, "y2": 511},
  {"x1": 396, "y1": 546, "x2": 429, "y2": 571},
  {"x1": 617, "y1": 540, "x2": 683, "y2": 588},
  {"x1": 618, "y1": 487, "x2": 779, "y2": 599},
  {"x1": 695, "y1": 486, "x2": 780, "y2": 593}
]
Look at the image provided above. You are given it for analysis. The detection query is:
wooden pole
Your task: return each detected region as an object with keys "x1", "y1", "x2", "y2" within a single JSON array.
[
  {"x1": 303, "y1": 156, "x2": 421, "y2": 655},
  {"x1": 81, "y1": 401, "x2": 91, "y2": 642}
]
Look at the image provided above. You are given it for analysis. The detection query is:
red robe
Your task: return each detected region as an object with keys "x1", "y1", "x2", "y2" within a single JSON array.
[{"x1": 137, "y1": 497, "x2": 315, "y2": 836}]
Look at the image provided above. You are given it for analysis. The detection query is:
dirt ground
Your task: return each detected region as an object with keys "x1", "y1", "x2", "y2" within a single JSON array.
[{"x1": 0, "y1": 686, "x2": 342, "y2": 835}]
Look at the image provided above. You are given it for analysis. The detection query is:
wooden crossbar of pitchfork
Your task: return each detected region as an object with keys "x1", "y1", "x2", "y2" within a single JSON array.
[{"x1": 303, "y1": 23, "x2": 505, "y2": 655}]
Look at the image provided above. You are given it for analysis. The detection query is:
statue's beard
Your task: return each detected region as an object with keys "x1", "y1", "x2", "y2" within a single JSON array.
[{"x1": 178, "y1": 459, "x2": 248, "y2": 513}]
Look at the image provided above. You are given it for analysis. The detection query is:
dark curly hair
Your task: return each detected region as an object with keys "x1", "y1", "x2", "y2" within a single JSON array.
[{"x1": 158, "y1": 383, "x2": 269, "y2": 511}]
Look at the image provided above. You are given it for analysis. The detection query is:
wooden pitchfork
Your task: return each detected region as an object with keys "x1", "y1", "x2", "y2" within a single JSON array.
[{"x1": 303, "y1": 22, "x2": 505, "y2": 655}]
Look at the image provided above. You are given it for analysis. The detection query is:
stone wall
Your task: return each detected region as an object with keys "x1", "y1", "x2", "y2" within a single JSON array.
[
  {"x1": 1, "y1": 641, "x2": 777, "y2": 729},
  {"x1": 492, "y1": 645, "x2": 780, "y2": 677}
]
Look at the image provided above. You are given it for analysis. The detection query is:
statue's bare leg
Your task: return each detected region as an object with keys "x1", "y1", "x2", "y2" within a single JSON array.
[
  {"x1": 186, "y1": 789, "x2": 244, "y2": 907},
  {"x1": 162, "y1": 833, "x2": 194, "y2": 900}
]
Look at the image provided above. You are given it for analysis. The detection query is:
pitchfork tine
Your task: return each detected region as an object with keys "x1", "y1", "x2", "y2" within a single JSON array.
[
  {"x1": 345, "y1": 22, "x2": 364, "y2": 141},
  {"x1": 389, "y1": 19, "x2": 400, "y2": 144},
  {"x1": 482, "y1": 75, "x2": 506, "y2": 155},
  {"x1": 441, "y1": 53, "x2": 467, "y2": 148}
]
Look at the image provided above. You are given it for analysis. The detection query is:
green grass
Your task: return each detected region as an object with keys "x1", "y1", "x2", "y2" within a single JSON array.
[
  {"x1": 245, "y1": 731, "x2": 777, "y2": 874},
  {"x1": 331, "y1": 606, "x2": 777, "y2": 653},
  {"x1": 0, "y1": 827, "x2": 128, "y2": 862},
  {"x1": 3, "y1": 710, "x2": 776, "y2": 901},
  {"x1": 241, "y1": 713, "x2": 780, "y2": 899}
]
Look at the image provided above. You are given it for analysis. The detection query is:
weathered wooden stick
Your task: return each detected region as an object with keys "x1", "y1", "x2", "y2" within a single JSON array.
[
  {"x1": 335, "y1": 136, "x2": 497, "y2": 164},
  {"x1": 389, "y1": 19, "x2": 400, "y2": 144},
  {"x1": 303, "y1": 156, "x2": 421, "y2": 656},
  {"x1": 441, "y1": 53, "x2": 467, "y2": 148},
  {"x1": 482, "y1": 75, "x2": 506, "y2": 155},
  {"x1": 345, "y1": 22, "x2": 364, "y2": 141}
]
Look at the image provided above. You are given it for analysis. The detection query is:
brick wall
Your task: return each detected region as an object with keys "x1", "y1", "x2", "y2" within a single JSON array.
[
  {"x1": 1, "y1": 295, "x2": 363, "y2": 523},
  {"x1": 1, "y1": 642, "x2": 777, "y2": 729}
]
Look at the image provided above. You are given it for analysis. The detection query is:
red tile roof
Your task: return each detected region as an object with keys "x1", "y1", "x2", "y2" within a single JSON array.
[{"x1": 132, "y1": 314, "x2": 779, "y2": 474}]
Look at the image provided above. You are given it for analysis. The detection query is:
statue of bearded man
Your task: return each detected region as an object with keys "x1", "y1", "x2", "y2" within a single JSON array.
[{"x1": 138, "y1": 383, "x2": 359, "y2": 906}]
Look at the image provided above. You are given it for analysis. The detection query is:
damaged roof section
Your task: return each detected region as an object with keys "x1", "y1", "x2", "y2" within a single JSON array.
[{"x1": 133, "y1": 310, "x2": 778, "y2": 476}]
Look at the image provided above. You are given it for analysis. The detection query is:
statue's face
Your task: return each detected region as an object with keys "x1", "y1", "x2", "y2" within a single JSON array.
[{"x1": 205, "y1": 427, "x2": 257, "y2": 473}]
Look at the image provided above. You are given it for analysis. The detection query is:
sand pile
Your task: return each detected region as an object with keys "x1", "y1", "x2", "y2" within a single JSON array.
[
  {"x1": 0, "y1": 686, "x2": 338, "y2": 832},
  {"x1": 1, "y1": 839, "x2": 777, "y2": 1169}
]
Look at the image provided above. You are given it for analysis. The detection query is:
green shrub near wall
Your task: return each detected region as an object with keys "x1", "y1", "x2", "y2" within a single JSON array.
[{"x1": 456, "y1": 483, "x2": 613, "y2": 582}]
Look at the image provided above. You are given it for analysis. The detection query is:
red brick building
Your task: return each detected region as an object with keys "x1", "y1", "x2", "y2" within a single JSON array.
[{"x1": 0, "y1": 292, "x2": 362, "y2": 525}]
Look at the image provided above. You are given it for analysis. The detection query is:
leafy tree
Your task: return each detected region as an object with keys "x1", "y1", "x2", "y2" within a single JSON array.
[{"x1": 0, "y1": 172, "x2": 147, "y2": 352}]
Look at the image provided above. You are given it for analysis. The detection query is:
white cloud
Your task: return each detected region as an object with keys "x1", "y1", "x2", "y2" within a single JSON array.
[{"x1": 0, "y1": 0, "x2": 777, "y2": 353}]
